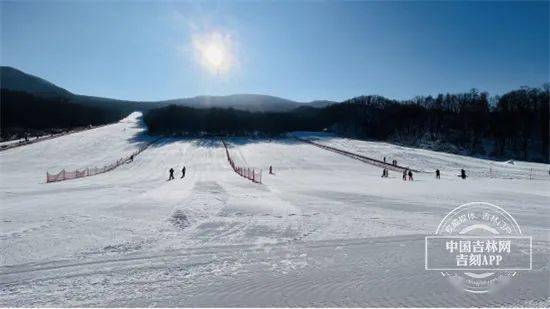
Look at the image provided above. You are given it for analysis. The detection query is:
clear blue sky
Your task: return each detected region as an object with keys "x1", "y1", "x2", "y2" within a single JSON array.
[{"x1": 1, "y1": 1, "x2": 548, "y2": 102}]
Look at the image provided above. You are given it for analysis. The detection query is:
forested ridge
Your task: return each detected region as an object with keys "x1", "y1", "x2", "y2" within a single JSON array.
[
  {"x1": 1, "y1": 90, "x2": 126, "y2": 138},
  {"x1": 1, "y1": 80, "x2": 547, "y2": 162},
  {"x1": 144, "y1": 85, "x2": 549, "y2": 163}
]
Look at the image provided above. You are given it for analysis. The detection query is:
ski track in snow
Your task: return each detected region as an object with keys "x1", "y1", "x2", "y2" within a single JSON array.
[{"x1": 0, "y1": 115, "x2": 549, "y2": 307}]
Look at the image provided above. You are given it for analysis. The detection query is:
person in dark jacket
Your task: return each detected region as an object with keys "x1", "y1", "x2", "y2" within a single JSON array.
[
  {"x1": 460, "y1": 169, "x2": 467, "y2": 179},
  {"x1": 408, "y1": 170, "x2": 413, "y2": 181},
  {"x1": 181, "y1": 166, "x2": 186, "y2": 179},
  {"x1": 168, "y1": 168, "x2": 174, "y2": 180},
  {"x1": 402, "y1": 169, "x2": 407, "y2": 181},
  {"x1": 435, "y1": 169, "x2": 440, "y2": 179}
]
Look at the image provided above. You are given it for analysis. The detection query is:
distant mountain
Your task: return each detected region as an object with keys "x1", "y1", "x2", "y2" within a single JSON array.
[
  {"x1": 160, "y1": 94, "x2": 333, "y2": 112},
  {"x1": 0, "y1": 66, "x2": 72, "y2": 97},
  {"x1": 0, "y1": 66, "x2": 336, "y2": 112}
]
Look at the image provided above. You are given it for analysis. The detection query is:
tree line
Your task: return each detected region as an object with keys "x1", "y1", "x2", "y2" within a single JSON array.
[
  {"x1": 143, "y1": 105, "x2": 324, "y2": 136},
  {"x1": 1, "y1": 89, "x2": 126, "y2": 139},
  {"x1": 143, "y1": 85, "x2": 549, "y2": 163}
]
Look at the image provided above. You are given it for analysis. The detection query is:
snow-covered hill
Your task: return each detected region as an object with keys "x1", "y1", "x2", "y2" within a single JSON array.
[{"x1": 1, "y1": 115, "x2": 548, "y2": 306}]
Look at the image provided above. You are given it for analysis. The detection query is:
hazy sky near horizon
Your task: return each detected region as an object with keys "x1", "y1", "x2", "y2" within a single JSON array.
[{"x1": 1, "y1": 1, "x2": 548, "y2": 102}]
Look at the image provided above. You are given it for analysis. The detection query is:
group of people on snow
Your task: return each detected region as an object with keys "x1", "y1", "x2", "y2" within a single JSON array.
[
  {"x1": 382, "y1": 156, "x2": 399, "y2": 166},
  {"x1": 402, "y1": 169, "x2": 413, "y2": 181},
  {"x1": 380, "y1": 167, "x2": 413, "y2": 180},
  {"x1": 382, "y1": 157, "x2": 398, "y2": 166},
  {"x1": 381, "y1": 155, "x2": 470, "y2": 180},
  {"x1": 169, "y1": 165, "x2": 277, "y2": 181},
  {"x1": 380, "y1": 163, "x2": 468, "y2": 181},
  {"x1": 433, "y1": 168, "x2": 467, "y2": 179},
  {"x1": 167, "y1": 160, "x2": 469, "y2": 183},
  {"x1": 168, "y1": 166, "x2": 186, "y2": 181}
]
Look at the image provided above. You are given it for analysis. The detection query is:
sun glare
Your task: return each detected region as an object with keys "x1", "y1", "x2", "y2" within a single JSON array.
[
  {"x1": 192, "y1": 32, "x2": 233, "y2": 75},
  {"x1": 204, "y1": 44, "x2": 224, "y2": 67}
]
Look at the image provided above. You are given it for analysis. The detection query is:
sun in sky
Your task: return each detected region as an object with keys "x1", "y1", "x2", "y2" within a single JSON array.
[
  {"x1": 192, "y1": 31, "x2": 234, "y2": 75},
  {"x1": 204, "y1": 43, "x2": 224, "y2": 68}
]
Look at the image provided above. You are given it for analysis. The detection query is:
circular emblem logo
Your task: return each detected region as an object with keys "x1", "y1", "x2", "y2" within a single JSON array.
[{"x1": 426, "y1": 202, "x2": 531, "y2": 293}]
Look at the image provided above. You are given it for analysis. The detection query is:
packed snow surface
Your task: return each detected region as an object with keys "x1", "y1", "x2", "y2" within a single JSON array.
[{"x1": 1, "y1": 114, "x2": 549, "y2": 306}]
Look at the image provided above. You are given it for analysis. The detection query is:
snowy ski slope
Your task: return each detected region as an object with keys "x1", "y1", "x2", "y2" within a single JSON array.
[
  {"x1": 1, "y1": 113, "x2": 549, "y2": 306},
  {"x1": 291, "y1": 132, "x2": 550, "y2": 180}
]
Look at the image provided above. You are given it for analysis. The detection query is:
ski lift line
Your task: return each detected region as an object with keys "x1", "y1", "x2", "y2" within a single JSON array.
[
  {"x1": 45, "y1": 137, "x2": 164, "y2": 183},
  {"x1": 220, "y1": 137, "x2": 262, "y2": 184},
  {"x1": 294, "y1": 137, "x2": 421, "y2": 173}
]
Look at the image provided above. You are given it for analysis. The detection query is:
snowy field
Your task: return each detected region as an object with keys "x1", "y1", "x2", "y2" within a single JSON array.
[{"x1": 1, "y1": 113, "x2": 549, "y2": 307}]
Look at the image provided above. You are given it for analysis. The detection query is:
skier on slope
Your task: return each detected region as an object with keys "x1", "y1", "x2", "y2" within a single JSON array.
[
  {"x1": 408, "y1": 170, "x2": 413, "y2": 181},
  {"x1": 181, "y1": 166, "x2": 186, "y2": 179},
  {"x1": 435, "y1": 169, "x2": 440, "y2": 179},
  {"x1": 168, "y1": 168, "x2": 175, "y2": 180},
  {"x1": 402, "y1": 169, "x2": 407, "y2": 181},
  {"x1": 269, "y1": 165, "x2": 273, "y2": 174},
  {"x1": 460, "y1": 169, "x2": 467, "y2": 179}
]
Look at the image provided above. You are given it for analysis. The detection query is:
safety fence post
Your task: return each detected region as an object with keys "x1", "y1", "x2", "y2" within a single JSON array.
[
  {"x1": 44, "y1": 137, "x2": 162, "y2": 183},
  {"x1": 221, "y1": 137, "x2": 262, "y2": 185}
]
